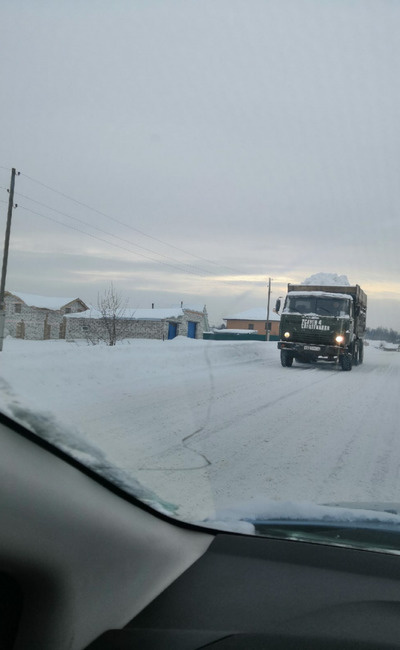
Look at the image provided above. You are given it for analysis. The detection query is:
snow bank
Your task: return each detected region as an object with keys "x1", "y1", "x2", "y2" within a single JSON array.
[
  {"x1": 368, "y1": 340, "x2": 399, "y2": 351},
  {"x1": 380, "y1": 343, "x2": 399, "y2": 351},
  {"x1": 221, "y1": 329, "x2": 259, "y2": 334}
]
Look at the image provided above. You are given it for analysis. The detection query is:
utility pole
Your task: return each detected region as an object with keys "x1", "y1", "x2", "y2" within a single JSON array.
[
  {"x1": 266, "y1": 276, "x2": 271, "y2": 341},
  {"x1": 0, "y1": 168, "x2": 18, "y2": 352}
]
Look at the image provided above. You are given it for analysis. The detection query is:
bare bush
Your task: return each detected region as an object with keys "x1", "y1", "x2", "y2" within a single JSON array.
[{"x1": 85, "y1": 284, "x2": 131, "y2": 346}]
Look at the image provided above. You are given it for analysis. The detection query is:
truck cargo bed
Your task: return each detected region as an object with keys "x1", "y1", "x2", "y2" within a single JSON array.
[{"x1": 288, "y1": 284, "x2": 367, "y2": 308}]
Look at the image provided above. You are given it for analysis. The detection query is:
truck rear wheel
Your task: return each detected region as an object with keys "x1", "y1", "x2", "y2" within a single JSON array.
[
  {"x1": 340, "y1": 353, "x2": 352, "y2": 371},
  {"x1": 281, "y1": 350, "x2": 294, "y2": 367},
  {"x1": 352, "y1": 342, "x2": 359, "y2": 366},
  {"x1": 358, "y1": 339, "x2": 364, "y2": 364}
]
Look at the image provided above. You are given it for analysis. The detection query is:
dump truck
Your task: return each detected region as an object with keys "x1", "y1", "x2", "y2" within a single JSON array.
[{"x1": 276, "y1": 284, "x2": 367, "y2": 371}]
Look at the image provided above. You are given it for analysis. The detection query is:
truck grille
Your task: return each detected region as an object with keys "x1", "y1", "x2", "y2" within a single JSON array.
[
  {"x1": 294, "y1": 328, "x2": 334, "y2": 345},
  {"x1": 280, "y1": 316, "x2": 343, "y2": 346}
]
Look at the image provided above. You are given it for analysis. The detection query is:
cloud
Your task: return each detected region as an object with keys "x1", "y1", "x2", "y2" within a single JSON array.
[{"x1": 1, "y1": 1, "x2": 399, "y2": 328}]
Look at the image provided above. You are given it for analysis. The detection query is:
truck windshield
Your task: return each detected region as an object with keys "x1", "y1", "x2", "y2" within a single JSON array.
[{"x1": 285, "y1": 296, "x2": 350, "y2": 317}]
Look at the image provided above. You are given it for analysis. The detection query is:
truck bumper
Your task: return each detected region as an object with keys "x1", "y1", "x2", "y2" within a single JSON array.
[{"x1": 278, "y1": 341, "x2": 344, "y2": 357}]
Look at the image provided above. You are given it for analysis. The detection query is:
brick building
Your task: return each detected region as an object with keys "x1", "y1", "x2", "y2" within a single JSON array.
[
  {"x1": 224, "y1": 307, "x2": 280, "y2": 338},
  {"x1": 65, "y1": 305, "x2": 209, "y2": 341},
  {"x1": 4, "y1": 291, "x2": 88, "y2": 340}
]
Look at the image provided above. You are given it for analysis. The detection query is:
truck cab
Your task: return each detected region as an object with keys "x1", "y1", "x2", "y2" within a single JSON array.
[{"x1": 277, "y1": 284, "x2": 367, "y2": 371}]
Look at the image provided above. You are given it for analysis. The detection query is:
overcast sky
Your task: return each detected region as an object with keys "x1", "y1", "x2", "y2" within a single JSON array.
[{"x1": 1, "y1": 0, "x2": 399, "y2": 328}]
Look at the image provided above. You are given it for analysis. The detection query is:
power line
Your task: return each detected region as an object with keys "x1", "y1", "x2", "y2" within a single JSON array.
[
  {"x1": 17, "y1": 203, "x2": 216, "y2": 279},
  {"x1": 2, "y1": 196, "x2": 255, "y2": 287},
  {"x1": 14, "y1": 191, "x2": 215, "y2": 277},
  {"x1": 20, "y1": 172, "x2": 242, "y2": 275}
]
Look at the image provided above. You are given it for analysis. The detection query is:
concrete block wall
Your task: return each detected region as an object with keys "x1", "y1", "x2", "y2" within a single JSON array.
[
  {"x1": 65, "y1": 310, "x2": 207, "y2": 342},
  {"x1": 128, "y1": 320, "x2": 167, "y2": 340},
  {"x1": 180, "y1": 310, "x2": 205, "y2": 339},
  {"x1": 4, "y1": 296, "x2": 86, "y2": 340},
  {"x1": 65, "y1": 316, "x2": 166, "y2": 342}
]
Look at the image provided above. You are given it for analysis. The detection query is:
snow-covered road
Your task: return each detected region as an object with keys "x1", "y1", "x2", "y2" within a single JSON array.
[{"x1": 1, "y1": 338, "x2": 399, "y2": 520}]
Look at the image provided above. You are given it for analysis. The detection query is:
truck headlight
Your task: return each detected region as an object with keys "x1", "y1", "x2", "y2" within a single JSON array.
[
  {"x1": 284, "y1": 332, "x2": 290, "y2": 338},
  {"x1": 335, "y1": 334, "x2": 344, "y2": 343}
]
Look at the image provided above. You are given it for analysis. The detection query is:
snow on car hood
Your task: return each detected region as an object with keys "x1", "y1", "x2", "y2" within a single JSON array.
[{"x1": 203, "y1": 496, "x2": 400, "y2": 531}]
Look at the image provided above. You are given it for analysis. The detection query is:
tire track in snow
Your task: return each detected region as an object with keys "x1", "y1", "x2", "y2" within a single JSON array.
[
  {"x1": 190, "y1": 365, "x2": 338, "y2": 446},
  {"x1": 138, "y1": 343, "x2": 216, "y2": 470},
  {"x1": 359, "y1": 361, "x2": 400, "y2": 497},
  {"x1": 317, "y1": 357, "x2": 400, "y2": 502},
  {"x1": 136, "y1": 345, "x2": 301, "y2": 471}
]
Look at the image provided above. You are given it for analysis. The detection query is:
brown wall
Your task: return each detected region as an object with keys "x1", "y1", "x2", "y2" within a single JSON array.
[{"x1": 225, "y1": 319, "x2": 280, "y2": 336}]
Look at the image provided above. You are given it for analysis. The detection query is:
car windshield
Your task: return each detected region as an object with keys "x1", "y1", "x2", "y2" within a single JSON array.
[
  {"x1": 1, "y1": 1, "x2": 400, "y2": 551},
  {"x1": 285, "y1": 295, "x2": 351, "y2": 317}
]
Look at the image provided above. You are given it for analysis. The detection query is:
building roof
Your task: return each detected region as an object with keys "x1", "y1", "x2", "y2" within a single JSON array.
[
  {"x1": 126, "y1": 308, "x2": 185, "y2": 321},
  {"x1": 224, "y1": 308, "x2": 280, "y2": 322},
  {"x1": 6, "y1": 291, "x2": 88, "y2": 311},
  {"x1": 66, "y1": 306, "x2": 205, "y2": 321},
  {"x1": 174, "y1": 304, "x2": 206, "y2": 313}
]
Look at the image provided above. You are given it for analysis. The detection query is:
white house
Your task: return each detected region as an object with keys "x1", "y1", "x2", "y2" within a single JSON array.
[{"x1": 4, "y1": 291, "x2": 88, "y2": 340}]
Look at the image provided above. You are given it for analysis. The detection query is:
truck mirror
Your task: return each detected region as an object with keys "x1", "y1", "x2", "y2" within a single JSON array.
[{"x1": 275, "y1": 299, "x2": 281, "y2": 313}]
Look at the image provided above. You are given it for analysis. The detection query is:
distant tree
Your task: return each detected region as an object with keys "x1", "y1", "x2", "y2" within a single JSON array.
[{"x1": 366, "y1": 326, "x2": 400, "y2": 343}]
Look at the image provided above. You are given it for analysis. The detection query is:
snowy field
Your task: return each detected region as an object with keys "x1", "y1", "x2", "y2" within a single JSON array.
[{"x1": 1, "y1": 337, "x2": 400, "y2": 522}]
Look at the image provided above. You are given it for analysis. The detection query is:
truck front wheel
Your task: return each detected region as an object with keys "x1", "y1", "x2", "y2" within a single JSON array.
[
  {"x1": 281, "y1": 350, "x2": 294, "y2": 367},
  {"x1": 340, "y1": 353, "x2": 352, "y2": 371}
]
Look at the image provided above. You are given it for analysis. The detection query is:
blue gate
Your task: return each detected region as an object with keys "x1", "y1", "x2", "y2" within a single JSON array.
[
  {"x1": 187, "y1": 321, "x2": 197, "y2": 338},
  {"x1": 168, "y1": 322, "x2": 177, "y2": 339}
]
